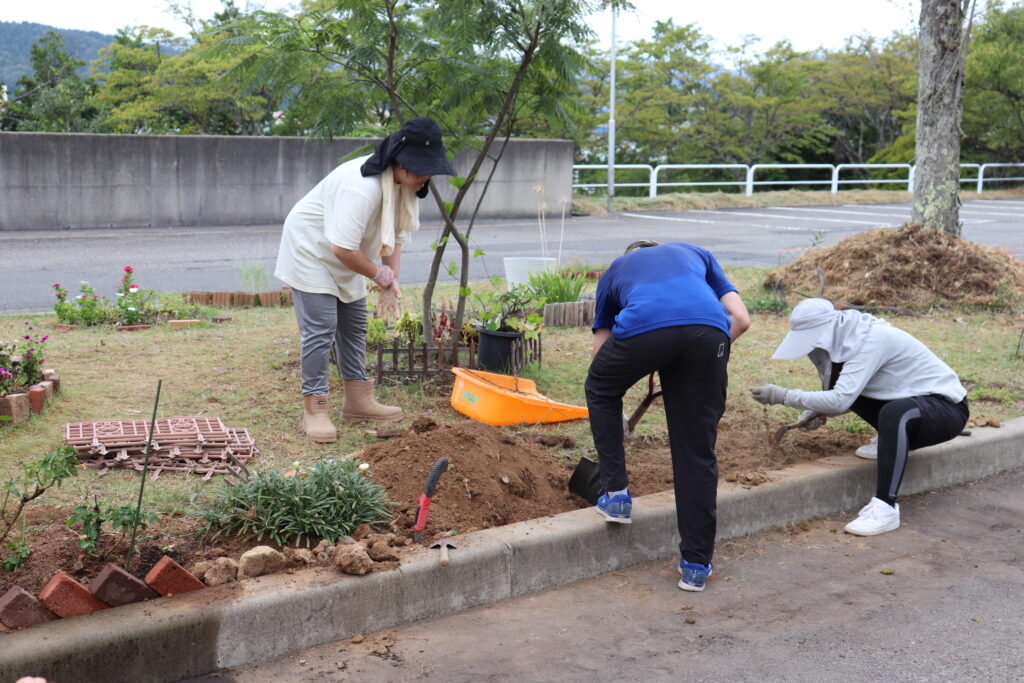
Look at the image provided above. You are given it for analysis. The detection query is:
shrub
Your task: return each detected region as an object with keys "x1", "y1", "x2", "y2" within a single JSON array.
[
  {"x1": 1, "y1": 446, "x2": 78, "y2": 551},
  {"x1": 66, "y1": 498, "x2": 157, "y2": 559},
  {"x1": 13, "y1": 323, "x2": 48, "y2": 387},
  {"x1": 195, "y1": 458, "x2": 393, "y2": 546},
  {"x1": 528, "y1": 269, "x2": 586, "y2": 304}
]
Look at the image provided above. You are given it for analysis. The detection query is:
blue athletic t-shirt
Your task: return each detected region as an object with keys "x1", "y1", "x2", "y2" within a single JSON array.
[{"x1": 592, "y1": 242, "x2": 737, "y2": 339}]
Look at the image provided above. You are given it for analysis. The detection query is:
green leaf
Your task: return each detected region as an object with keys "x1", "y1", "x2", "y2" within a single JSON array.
[
  {"x1": 458, "y1": 286, "x2": 472, "y2": 297},
  {"x1": 443, "y1": 202, "x2": 454, "y2": 214},
  {"x1": 446, "y1": 262, "x2": 460, "y2": 277},
  {"x1": 448, "y1": 175, "x2": 467, "y2": 189},
  {"x1": 473, "y1": 248, "x2": 486, "y2": 258}
]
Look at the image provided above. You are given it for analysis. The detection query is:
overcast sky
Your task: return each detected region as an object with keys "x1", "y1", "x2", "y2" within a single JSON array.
[{"x1": 5, "y1": 0, "x2": 919, "y2": 52}]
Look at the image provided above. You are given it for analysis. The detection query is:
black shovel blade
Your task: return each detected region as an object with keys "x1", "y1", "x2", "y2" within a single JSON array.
[{"x1": 568, "y1": 456, "x2": 602, "y2": 504}]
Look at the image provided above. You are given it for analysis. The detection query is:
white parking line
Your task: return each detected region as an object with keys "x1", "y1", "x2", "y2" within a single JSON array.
[
  {"x1": 772, "y1": 206, "x2": 909, "y2": 219},
  {"x1": 690, "y1": 209, "x2": 878, "y2": 226},
  {"x1": 959, "y1": 209, "x2": 1023, "y2": 218},
  {"x1": 620, "y1": 212, "x2": 810, "y2": 231},
  {"x1": 620, "y1": 212, "x2": 716, "y2": 224}
]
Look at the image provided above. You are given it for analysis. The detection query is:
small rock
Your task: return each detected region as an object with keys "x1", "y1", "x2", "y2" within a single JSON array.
[
  {"x1": 205, "y1": 557, "x2": 240, "y2": 586},
  {"x1": 685, "y1": 618, "x2": 697, "y2": 625},
  {"x1": 351, "y1": 634, "x2": 365, "y2": 644},
  {"x1": 314, "y1": 540, "x2": 332, "y2": 554},
  {"x1": 880, "y1": 568, "x2": 895, "y2": 575},
  {"x1": 239, "y1": 546, "x2": 288, "y2": 578},
  {"x1": 292, "y1": 548, "x2": 315, "y2": 565},
  {"x1": 192, "y1": 560, "x2": 213, "y2": 581},
  {"x1": 298, "y1": 659, "x2": 306, "y2": 665},
  {"x1": 987, "y1": 417, "x2": 1002, "y2": 428},
  {"x1": 363, "y1": 533, "x2": 395, "y2": 548},
  {"x1": 337, "y1": 536, "x2": 357, "y2": 545},
  {"x1": 367, "y1": 540, "x2": 399, "y2": 562},
  {"x1": 334, "y1": 544, "x2": 374, "y2": 575},
  {"x1": 373, "y1": 646, "x2": 389, "y2": 656},
  {"x1": 210, "y1": 547, "x2": 228, "y2": 558},
  {"x1": 680, "y1": 605, "x2": 693, "y2": 611},
  {"x1": 351, "y1": 524, "x2": 373, "y2": 541},
  {"x1": 337, "y1": 661, "x2": 347, "y2": 670}
]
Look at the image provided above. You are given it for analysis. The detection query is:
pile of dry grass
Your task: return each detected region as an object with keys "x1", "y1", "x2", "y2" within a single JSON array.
[{"x1": 764, "y1": 222, "x2": 1024, "y2": 309}]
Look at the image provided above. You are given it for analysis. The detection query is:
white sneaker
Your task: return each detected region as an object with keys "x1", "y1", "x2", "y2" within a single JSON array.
[
  {"x1": 855, "y1": 436, "x2": 878, "y2": 460},
  {"x1": 844, "y1": 497, "x2": 900, "y2": 536}
]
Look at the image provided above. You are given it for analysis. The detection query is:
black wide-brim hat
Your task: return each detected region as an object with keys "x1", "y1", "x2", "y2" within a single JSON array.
[{"x1": 361, "y1": 117, "x2": 456, "y2": 190}]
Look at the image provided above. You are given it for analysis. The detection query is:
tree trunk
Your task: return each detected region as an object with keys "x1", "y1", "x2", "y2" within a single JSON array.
[{"x1": 912, "y1": 0, "x2": 970, "y2": 236}]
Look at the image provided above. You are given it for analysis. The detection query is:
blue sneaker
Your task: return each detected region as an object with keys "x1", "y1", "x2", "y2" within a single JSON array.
[
  {"x1": 596, "y1": 491, "x2": 632, "y2": 524},
  {"x1": 677, "y1": 560, "x2": 713, "y2": 592}
]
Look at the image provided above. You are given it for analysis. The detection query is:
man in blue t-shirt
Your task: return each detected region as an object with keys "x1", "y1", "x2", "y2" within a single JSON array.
[{"x1": 585, "y1": 240, "x2": 750, "y2": 592}]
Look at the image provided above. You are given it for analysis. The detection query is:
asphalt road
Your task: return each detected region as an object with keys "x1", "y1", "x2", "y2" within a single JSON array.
[
  {"x1": 187, "y1": 467, "x2": 1024, "y2": 682},
  {"x1": 2, "y1": 198, "x2": 1023, "y2": 314}
]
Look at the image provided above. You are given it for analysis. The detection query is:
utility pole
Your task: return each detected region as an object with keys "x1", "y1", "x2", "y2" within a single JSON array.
[{"x1": 606, "y1": 7, "x2": 617, "y2": 214}]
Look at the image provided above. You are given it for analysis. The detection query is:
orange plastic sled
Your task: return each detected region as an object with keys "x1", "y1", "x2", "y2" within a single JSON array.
[{"x1": 449, "y1": 367, "x2": 589, "y2": 427}]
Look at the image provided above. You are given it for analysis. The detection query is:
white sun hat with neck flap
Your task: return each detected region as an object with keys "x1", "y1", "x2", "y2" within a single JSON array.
[{"x1": 772, "y1": 298, "x2": 884, "y2": 361}]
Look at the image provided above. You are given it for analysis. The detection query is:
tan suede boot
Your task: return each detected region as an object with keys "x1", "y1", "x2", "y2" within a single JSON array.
[
  {"x1": 341, "y1": 379, "x2": 403, "y2": 422},
  {"x1": 302, "y1": 394, "x2": 338, "y2": 442}
]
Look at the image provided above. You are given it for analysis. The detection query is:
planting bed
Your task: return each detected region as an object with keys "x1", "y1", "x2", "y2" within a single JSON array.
[{"x1": 1, "y1": 412, "x2": 868, "y2": 597}]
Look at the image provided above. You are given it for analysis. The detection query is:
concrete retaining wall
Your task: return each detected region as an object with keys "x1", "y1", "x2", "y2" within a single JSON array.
[{"x1": 0, "y1": 132, "x2": 573, "y2": 230}]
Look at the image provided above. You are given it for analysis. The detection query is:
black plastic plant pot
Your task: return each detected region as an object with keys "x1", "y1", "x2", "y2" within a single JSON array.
[{"x1": 476, "y1": 327, "x2": 524, "y2": 373}]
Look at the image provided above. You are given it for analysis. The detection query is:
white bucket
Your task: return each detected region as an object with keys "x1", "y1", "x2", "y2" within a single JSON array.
[{"x1": 503, "y1": 257, "x2": 557, "y2": 287}]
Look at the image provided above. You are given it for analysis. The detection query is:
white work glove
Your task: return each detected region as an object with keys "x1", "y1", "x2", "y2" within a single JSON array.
[
  {"x1": 377, "y1": 282, "x2": 401, "y2": 321},
  {"x1": 750, "y1": 384, "x2": 789, "y2": 406},
  {"x1": 372, "y1": 264, "x2": 395, "y2": 289},
  {"x1": 797, "y1": 410, "x2": 827, "y2": 431}
]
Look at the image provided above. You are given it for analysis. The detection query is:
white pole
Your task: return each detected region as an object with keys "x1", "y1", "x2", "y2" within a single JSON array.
[{"x1": 606, "y1": 7, "x2": 617, "y2": 214}]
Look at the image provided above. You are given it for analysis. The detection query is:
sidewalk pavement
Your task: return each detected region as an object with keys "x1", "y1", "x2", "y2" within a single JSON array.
[{"x1": 2, "y1": 418, "x2": 1022, "y2": 683}]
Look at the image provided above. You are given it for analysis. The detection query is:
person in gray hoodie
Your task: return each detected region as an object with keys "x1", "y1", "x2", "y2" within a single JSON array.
[{"x1": 750, "y1": 298, "x2": 969, "y2": 536}]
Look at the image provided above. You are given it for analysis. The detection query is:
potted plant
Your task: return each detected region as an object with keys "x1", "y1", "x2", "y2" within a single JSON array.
[{"x1": 470, "y1": 279, "x2": 544, "y2": 373}]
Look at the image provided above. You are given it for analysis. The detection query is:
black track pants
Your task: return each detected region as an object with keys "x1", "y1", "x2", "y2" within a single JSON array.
[
  {"x1": 849, "y1": 394, "x2": 969, "y2": 504},
  {"x1": 585, "y1": 325, "x2": 730, "y2": 566}
]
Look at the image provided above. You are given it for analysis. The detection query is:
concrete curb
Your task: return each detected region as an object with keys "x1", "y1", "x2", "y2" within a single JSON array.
[{"x1": 2, "y1": 418, "x2": 1022, "y2": 682}]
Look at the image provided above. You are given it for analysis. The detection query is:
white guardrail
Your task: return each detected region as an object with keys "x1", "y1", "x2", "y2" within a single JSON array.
[{"x1": 573, "y1": 162, "x2": 1024, "y2": 197}]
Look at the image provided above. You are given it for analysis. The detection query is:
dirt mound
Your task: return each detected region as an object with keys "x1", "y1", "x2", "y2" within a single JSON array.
[
  {"x1": 765, "y1": 222, "x2": 1024, "y2": 309},
  {"x1": 360, "y1": 419, "x2": 582, "y2": 535}
]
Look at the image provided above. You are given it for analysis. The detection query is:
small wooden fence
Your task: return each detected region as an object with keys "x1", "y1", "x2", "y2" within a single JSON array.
[
  {"x1": 371, "y1": 335, "x2": 542, "y2": 381},
  {"x1": 543, "y1": 300, "x2": 596, "y2": 327}
]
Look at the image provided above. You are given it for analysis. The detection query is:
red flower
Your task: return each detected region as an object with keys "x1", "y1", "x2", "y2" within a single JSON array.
[
  {"x1": 124, "y1": 266, "x2": 134, "y2": 273},
  {"x1": 53, "y1": 283, "x2": 60, "y2": 288}
]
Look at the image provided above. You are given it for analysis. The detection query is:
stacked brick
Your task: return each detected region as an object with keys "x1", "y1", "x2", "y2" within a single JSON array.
[
  {"x1": 64, "y1": 416, "x2": 257, "y2": 479},
  {"x1": 0, "y1": 556, "x2": 203, "y2": 632}
]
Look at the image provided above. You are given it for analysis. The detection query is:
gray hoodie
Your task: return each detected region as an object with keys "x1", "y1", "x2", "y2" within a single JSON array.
[{"x1": 782, "y1": 324, "x2": 967, "y2": 416}]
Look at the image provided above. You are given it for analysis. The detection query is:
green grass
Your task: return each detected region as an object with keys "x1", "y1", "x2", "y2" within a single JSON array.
[{"x1": 2, "y1": 270, "x2": 1022, "y2": 518}]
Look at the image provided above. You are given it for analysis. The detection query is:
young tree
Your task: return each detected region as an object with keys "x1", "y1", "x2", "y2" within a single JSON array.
[
  {"x1": 221, "y1": 0, "x2": 612, "y2": 349},
  {"x1": 913, "y1": 0, "x2": 975, "y2": 235}
]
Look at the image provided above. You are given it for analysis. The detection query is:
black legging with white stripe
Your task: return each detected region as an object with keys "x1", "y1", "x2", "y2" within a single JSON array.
[
  {"x1": 827, "y1": 363, "x2": 969, "y2": 506},
  {"x1": 848, "y1": 395, "x2": 969, "y2": 505}
]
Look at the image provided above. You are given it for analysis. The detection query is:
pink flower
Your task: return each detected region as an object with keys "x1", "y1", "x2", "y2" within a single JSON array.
[
  {"x1": 53, "y1": 283, "x2": 60, "y2": 288},
  {"x1": 124, "y1": 266, "x2": 134, "y2": 273}
]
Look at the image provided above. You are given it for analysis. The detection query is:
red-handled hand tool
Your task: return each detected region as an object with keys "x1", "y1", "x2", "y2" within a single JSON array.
[{"x1": 413, "y1": 457, "x2": 449, "y2": 543}]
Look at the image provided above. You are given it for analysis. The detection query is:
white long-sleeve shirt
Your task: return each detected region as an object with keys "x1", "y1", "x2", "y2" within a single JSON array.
[{"x1": 783, "y1": 324, "x2": 967, "y2": 415}]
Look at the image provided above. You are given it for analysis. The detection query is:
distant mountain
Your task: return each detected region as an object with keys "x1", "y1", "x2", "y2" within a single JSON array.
[{"x1": 0, "y1": 21, "x2": 114, "y2": 91}]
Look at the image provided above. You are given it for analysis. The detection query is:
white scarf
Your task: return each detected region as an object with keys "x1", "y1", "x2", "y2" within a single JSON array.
[{"x1": 378, "y1": 166, "x2": 421, "y2": 257}]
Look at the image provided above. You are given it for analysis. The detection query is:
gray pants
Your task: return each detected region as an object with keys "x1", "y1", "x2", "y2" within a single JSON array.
[{"x1": 292, "y1": 288, "x2": 368, "y2": 395}]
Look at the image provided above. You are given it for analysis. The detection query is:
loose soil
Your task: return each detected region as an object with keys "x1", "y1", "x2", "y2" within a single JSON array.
[
  {"x1": 765, "y1": 221, "x2": 1024, "y2": 309},
  {"x1": 2, "y1": 414, "x2": 864, "y2": 595}
]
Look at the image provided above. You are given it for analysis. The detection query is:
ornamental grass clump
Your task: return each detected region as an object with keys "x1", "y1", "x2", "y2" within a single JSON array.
[{"x1": 196, "y1": 458, "x2": 392, "y2": 546}]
